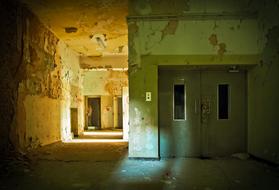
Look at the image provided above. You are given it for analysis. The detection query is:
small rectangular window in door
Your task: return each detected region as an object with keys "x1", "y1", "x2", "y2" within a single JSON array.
[
  {"x1": 218, "y1": 84, "x2": 229, "y2": 119},
  {"x1": 173, "y1": 84, "x2": 186, "y2": 120}
]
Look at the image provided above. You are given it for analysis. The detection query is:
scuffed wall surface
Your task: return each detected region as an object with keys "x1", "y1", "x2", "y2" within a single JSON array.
[
  {"x1": 128, "y1": 0, "x2": 262, "y2": 158},
  {"x1": 248, "y1": 0, "x2": 279, "y2": 164}
]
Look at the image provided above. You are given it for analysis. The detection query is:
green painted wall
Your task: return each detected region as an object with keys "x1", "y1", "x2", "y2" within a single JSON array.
[
  {"x1": 129, "y1": 0, "x2": 259, "y2": 16},
  {"x1": 136, "y1": 20, "x2": 260, "y2": 56},
  {"x1": 128, "y1": 0, "x2": 279, "y2": 162},
  {"x1": 248, "y1": 1, "x2": 279, "y2": 164},
  {"x1": 129, "y1": 62, "x2": 158, "y2": 157},
  {"x1": 248, "y1": 61, "x2": 279, "y2": 164}
]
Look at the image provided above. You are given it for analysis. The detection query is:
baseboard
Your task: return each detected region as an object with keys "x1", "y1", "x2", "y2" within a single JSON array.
[
  {"x1": 128, "y1": 157, "x2": 160, "y2": 161},
  {"x1": 250, "y1": 154, "x2": 279, "y2": 167}
]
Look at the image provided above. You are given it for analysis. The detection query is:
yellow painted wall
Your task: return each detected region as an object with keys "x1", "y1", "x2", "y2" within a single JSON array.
[{"x1": 8, "y1": 6, "x2": 83, "y2": 150}]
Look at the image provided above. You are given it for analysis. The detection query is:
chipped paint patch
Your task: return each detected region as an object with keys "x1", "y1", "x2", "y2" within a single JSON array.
[
  {"x1": 208, "y1": 34, "x2": 227, "y2": 56},
  {"x1": 208, "y1": 34, "x2": 218, "y2": 46},
  {"x1": 128, "y1": 21, "x2": 141, "y2": 72},
  {"x1": 218, "y1": 43, "x2": 227, "y2": 56},
  {"x1": 161, "y1": 20, "x2": 179, "y2": 40},
  {"x1": 129, "y1": 22, "x2": 139, "y2": 34}
]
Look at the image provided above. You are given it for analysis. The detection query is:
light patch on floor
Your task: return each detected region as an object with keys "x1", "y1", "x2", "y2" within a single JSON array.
[
  {"x1": 1, "y1": 142, "x2": 279, "y2": 190},
  {"x1": 83, "y1": 131, "x2": 123, "y2": 136},
  {"x1": 67, "y1": 139, "x2": 128, "y2": 143}
]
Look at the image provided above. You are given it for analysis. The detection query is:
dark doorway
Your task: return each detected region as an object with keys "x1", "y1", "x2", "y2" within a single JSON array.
[
  {"x1": 87, "y1": 97, "x2": 101, "y2": 129},
  {"x1": 118, "y1": 97, "x2": 123, "y2": 129},
  {"x1": 71, "y1": 108, "x2": 78, "y2": 137}
]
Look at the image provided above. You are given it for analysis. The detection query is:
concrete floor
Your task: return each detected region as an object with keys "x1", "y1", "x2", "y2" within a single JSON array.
[{"x1": 1, "y1": 141, "x2": 279, "y2": 190}]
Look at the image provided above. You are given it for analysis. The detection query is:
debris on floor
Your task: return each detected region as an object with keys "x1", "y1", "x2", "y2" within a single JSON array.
[
  {"x1": 144, "y1": 176, "x2": 152, "y2": 181},
  {"x1": 71, "y1": 182, "x2": 91, "y2": 189},
  {"x1": 0, "y1": 146, "x2": 32, "y2": 177},
  {"x1": 160, "y1": 171, "x2": 176, "y2": 185},
  {"x1": 234, "y1": 179, "x2": 241, "y2": 184},
  {"x1": 231, "y1": 153, "x2": 250, "y2": 160}
]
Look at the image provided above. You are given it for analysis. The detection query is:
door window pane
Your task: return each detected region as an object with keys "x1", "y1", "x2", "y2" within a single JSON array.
[
  {"x1": 218, "y1": 84, "x2": 229, "y2": 119},
  {"x1": 174, "y1": 84, "x2": 185, "y2": 120}
]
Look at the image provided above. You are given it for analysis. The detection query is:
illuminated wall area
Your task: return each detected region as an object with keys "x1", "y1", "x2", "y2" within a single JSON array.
[
  {"x1": 82, "y1": 70, "x2": 128, "y2": 130},
  {"x1": 128, "y1": 0, "x2": 279, "y2": 164}
]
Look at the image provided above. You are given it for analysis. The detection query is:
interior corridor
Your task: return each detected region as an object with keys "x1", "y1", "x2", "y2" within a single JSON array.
[{"x1": 1, "y1": 0, "x2": 279, "y2": 189}]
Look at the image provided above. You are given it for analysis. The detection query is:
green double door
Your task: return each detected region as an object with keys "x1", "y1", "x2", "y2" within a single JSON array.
[{"x1": 159, "y1": 69, "x2": 247, "y2": 158}]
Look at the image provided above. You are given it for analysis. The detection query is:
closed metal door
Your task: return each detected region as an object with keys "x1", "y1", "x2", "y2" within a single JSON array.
[
  {"x1": 159, "y1": 69, "x2": 201, "y2": 157},
  {"x1": 201, "y1": 71, "x2": 247, "y2": 157},
  {"x1": 159, "y1": 69, "x2": 247, "y2": 158}
]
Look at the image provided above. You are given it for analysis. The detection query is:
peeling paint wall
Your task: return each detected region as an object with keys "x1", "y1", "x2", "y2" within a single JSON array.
[
  {"x1": 21, "y1": 0, "x2": 128, "y2": 57},
  {"x1": 133, "y1": 19, "x2": 260, "y2": 57},
  {"x1": 80, "y1": 55, "x2": 128, "y2": 69},
  {"x1": 83, "y1": 71, "x2": 128, "y2": 96},
  {"x1": 9, "y1": 3, "x2": 64, "y2": 150},
  {"x1": 0, "y1": 0, "x2": 83, "y2": 151},
  {"x1": 82, "y1": 70, "x2": 128, "y2": 129},
  {"x1": 128, "y1": 0, "x2": 263, "y2": 158},
  {"x1": 58, "y1": 42, "x2": 84, "y2": 141},
  {"x1": 129, "y1": 0, "x2": 259, "y2": 16}
]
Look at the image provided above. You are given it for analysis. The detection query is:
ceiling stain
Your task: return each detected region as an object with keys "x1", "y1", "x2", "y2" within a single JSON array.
[
  {"x1": 21, "y1": 0, "x2": 128, "y2": 56},
  {"x1": 64, "y1": 27, "x2": 78, "y2": 33}
]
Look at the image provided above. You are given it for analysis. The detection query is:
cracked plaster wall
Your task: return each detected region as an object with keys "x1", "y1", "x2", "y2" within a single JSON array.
[
  {"x1": 0, "y1": 0, "x2": 83, "y2": 151},
  {"x1": 57, "y1": 42, "x2": 84, "y2": 142},
  {"x1": 127, "y1": 0, "x2": 278, "y2": 159}
]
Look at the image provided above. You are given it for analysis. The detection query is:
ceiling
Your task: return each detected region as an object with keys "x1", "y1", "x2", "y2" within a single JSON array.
[{"x1": 21, "y1": 0, "x2": 128, "y2": 57}]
